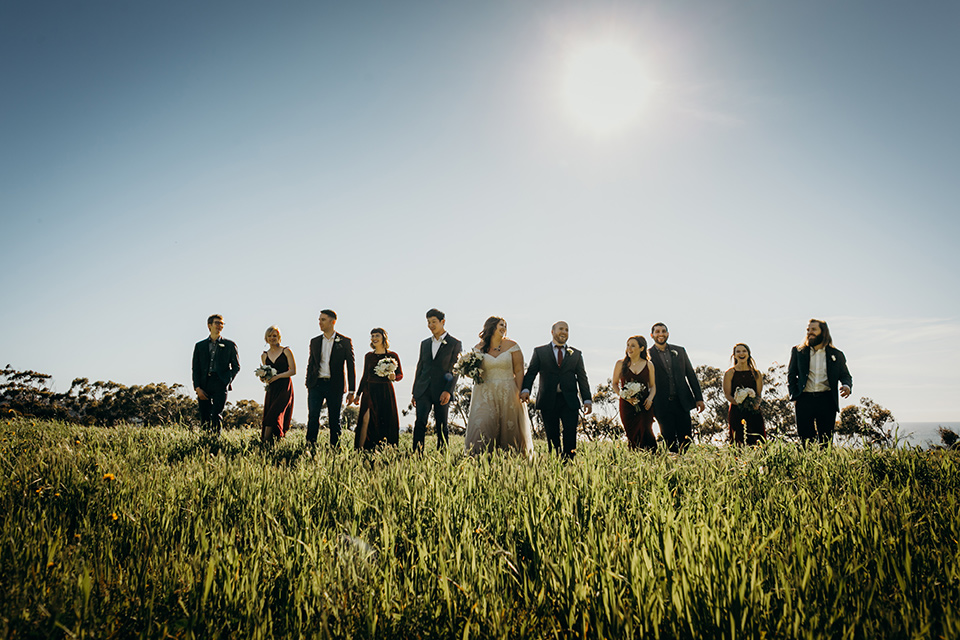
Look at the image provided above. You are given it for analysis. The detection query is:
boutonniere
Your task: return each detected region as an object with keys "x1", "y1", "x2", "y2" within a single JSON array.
[
  {"x1": 566, "y1": 348, "x2": 573, "y2": 356},
  {"x1": 831, "y1": 355, "x2": 836, "y2": 362},
  {"x1": 671, "y1": 349, "x2": 678, "y2": 357},
  {"x1": 334, "y1": 336, "x2": 341, "y2": 343},
  {"x1": 217, "y1": 342, "x2": 225, "y2": 348},
  {"x1": 442, "y1": 339, "x2": 447, "y2": 345}
]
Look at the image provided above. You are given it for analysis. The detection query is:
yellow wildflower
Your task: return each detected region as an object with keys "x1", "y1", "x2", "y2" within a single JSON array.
[{"x1": 103, "y1": 473, "x2": 115, "y2": 481}]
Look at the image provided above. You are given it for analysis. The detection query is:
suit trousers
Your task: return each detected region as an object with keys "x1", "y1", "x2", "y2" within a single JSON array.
[
  {"x1": 197, "y1": 374, "x2": 228, "y2": 435},
  {"x1": 542, "y1": 392, "x2": 579, "y2": 459},
  {"x1": 795, "y1": 392, "x2": 836, "y2": 444},
  {"x1": 413, "y1": 393, "x2": 450, "y2": 452},
  {"x1": 656, "y1": 398, "x2": 693, "y2": 453},
  {"x1": 307, "y1": 379, "x2": 344, "y2": 446}
]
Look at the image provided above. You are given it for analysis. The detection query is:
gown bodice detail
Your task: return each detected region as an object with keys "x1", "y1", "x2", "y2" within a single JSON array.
[{"x1": 480, "y1": 346, "x2": 520, "y2": 383}]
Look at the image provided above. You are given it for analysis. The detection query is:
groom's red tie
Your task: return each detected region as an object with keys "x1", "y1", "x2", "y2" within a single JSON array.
[{"x1": 556, "y1": 345, "x2": 564, "y2": 366}]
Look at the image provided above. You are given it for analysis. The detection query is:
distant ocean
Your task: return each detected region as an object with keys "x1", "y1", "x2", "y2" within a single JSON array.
[{"x1": 896, "y1": 422, "x2": 960, "y2": 448}]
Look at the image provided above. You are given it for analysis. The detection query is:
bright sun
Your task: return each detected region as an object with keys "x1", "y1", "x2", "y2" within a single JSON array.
[{"x1": 561, "y1": 40, "x2": 654, "y2": 135}]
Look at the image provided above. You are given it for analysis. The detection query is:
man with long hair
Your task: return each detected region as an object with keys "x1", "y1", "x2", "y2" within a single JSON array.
[{"x1": 787, "y1": 319, "x2": 853, "y2": 444}]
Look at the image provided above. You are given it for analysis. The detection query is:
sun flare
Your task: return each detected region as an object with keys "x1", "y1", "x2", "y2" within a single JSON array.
[{"x1": 561, "y1": 40, "x2": 654, "y2": 135}]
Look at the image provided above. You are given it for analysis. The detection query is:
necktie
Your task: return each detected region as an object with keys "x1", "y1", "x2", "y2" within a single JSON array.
[{"x1": 556, "y1": 346, "x2": 564, "y2": 367}]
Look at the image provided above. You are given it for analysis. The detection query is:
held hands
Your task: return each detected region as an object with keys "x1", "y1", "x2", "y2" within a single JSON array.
[
  {"x1": 840, "y1": 385, "x2": 851, "y2": 398},
  {"x1": 346, "y1": 392, "x2": 355, "y2": 405},
  {"x1": 519, "y1": 391, "x2": 530, "y2": 403}
]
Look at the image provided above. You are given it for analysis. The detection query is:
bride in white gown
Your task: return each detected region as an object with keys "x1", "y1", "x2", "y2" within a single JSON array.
[{"x1": 464, "y1": 316, "x2": 535, "y2": 456}]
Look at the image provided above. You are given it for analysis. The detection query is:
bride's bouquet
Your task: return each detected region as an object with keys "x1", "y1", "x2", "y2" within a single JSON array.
[
  {"x1": 254, "y1": 365, "x2": 277, "y2": 390},
  {"x1": 374, "y1": 357, "x2": 398, "y2": 379},
  {"x1": 618, "y1": 382, "x2": 648, "y2": 411},
  {"x1": 734, "y1": 387, "x2": 760, "y2": 413},
  {"x1": 453, "y1": 350, "x2": 484, "y2": 384}
]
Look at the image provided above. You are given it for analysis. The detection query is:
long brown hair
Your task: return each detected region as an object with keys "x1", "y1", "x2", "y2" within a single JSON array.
[
  {"x1": 801, "y1": 318, "x2": 834, "y2": 350},
  {"x1": 479, "y1": 316, "x2": 505, "y2": 354},
  {"x1": 623, "y1": 336, "x2": 648, "y2": 370},
  {"x1": 731, "y1": 343, "x2": 759, "y2": 376}
]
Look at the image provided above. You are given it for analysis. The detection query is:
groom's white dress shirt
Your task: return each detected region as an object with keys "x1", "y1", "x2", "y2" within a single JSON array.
[{"x1": 431, "y1": 333, "x2": 448, "y2": 358}]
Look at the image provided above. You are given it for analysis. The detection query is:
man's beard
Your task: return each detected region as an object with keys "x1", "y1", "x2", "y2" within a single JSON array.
[{"x1": 808, "y1": 334, "x2": 823, "y2": 347}]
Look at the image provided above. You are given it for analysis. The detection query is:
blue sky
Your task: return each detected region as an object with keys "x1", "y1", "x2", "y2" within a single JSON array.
[{"x1": 2, "y1": 0, "x2": 958, "y2": 424}]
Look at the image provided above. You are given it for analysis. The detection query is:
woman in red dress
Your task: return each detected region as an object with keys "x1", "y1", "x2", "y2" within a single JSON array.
[
  {"x1": 354, "y1": 328, "x2": 403, "y2": 450},
  {"x1": 723, "y1": 343, "x2": 765, "y2": 445},
  {"x1": 260, "y1": 325, "x2": 295, "y2": 442},
  {"x1": 612, "y1": 336, "x2": 657, "y2": 451}
]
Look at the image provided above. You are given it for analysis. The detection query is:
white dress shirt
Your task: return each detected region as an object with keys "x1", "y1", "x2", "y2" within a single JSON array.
[
  {"x1": 431, "y1": 332, "x2": 448, "y2": 358},
  {"x1": 319, "y1": 333, "x2": 335, "y2": 378},
  {"x1": 804, "y1": 347, "x2": 829, "y2": 393}
]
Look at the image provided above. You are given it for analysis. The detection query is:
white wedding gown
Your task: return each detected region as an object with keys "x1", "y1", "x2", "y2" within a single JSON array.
[{"x1": 464, "y1": 346, "x2": 534, "y2": 456}]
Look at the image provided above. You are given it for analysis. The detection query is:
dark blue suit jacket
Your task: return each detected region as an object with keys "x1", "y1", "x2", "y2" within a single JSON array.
[
  {"x1": 522, "y1": 344, "x2": 592, "y2": 412},
  {"x1": 411, "y1": 334, "x2": 462, "y2": 401}
]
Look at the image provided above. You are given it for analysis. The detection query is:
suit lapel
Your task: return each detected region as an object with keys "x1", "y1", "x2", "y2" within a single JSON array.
[
  {"x1": 799, "y1": 348, "x2": 811, "y2": 385},
  {"x1": 546, "y1": 344, "x2": 561, "y2": 371},
  {"x1": 559, "y1": 346, "x2": 574, "y2": 371}
]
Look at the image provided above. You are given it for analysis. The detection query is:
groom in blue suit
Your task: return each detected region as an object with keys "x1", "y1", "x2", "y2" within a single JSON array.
[
  {"x1": 411, "y1": 308, "x2": 462, "y2": 452},
  {"x1": 521, "y1": 321, "x2": 592, "y2": 460}
]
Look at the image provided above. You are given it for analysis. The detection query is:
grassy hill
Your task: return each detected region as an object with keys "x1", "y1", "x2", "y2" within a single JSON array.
[{"x1": 2, "y1": 418, "x2": 957, "y2": 639}]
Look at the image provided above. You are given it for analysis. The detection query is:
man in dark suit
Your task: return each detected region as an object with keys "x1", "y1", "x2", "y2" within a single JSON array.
[
  {"x1": 648, "y1": 322, "x2": 704, "y2": 453},
  {"x1": 305, "y1": 309, "x2": 356, "y2": 447},
  {"x1": 192, "y1": 313, "x2": 240, "y2": 435},
  {"x1": 788, "y1": 318, "x2": 853, "y2": 444},
  {"x1": 520, "y1": 321, "x2": 592, "y2": 460},
  {"x1": 411, "y1": 308, "x2": 462, "y2": 453}
]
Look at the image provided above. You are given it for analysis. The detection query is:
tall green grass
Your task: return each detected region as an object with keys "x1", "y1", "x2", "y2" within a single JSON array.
[{"x1": 1, "y1": 418, "x2": 957, "y2": 639}]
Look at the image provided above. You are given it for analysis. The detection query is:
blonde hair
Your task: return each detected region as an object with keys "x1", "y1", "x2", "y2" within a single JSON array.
[{"x1": 264, "y1": 325, "x2": 281, "y2": 341}]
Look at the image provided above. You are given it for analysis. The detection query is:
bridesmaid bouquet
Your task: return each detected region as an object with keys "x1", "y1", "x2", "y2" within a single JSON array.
[
  {"x1": 454, "y1": 350, "x2": 485, "y2": 384},
  {"x1": 374, "y1": 357, "x2": 398, "y2": 378},
  {"x1": 254, "y1": 365, "x2": 277, "y2": 390},
  {"x1": 618, "y1": 382, "x2": 648, "y2": 410},
  {"x1": 734, "y1": 387, "x2": 760, "y2": 413}
]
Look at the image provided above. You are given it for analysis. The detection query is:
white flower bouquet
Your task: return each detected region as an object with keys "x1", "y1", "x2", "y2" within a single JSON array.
[
  {"x1": 254, "y1": 365, "x2": 277, "y2": 389},
  {"x1": 618, "y1": 381, "x2": 648, "y2": 410},
  {"x1": 734, "y1": 387, "x2": 760, "y2": 413},
  {"x1": 453, "y1": 350, "x2": 485, "y2": 384},
  {"x1": 373, "y1": 357, "x2": 398, "y2": 378}
]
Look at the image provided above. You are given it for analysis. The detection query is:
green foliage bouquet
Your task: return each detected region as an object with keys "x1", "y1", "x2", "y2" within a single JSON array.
[{"x1": 453, "y1": 350, "x2": 484, "y2": 384}]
